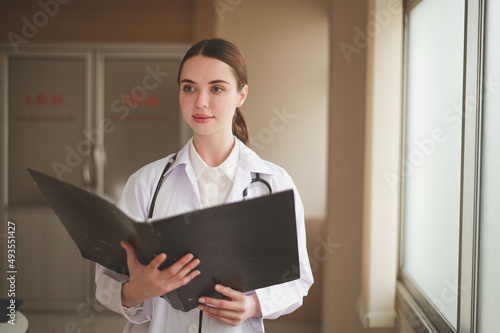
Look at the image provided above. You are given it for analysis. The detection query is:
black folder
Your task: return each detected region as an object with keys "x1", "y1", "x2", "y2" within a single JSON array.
[{"x1": 27, "y1": 169, "x2": 300, "y2": 312}]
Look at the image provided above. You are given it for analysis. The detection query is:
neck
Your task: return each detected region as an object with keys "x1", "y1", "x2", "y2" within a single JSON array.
[{"x1": 192, "y1": 132, "x2": 235, "y2": 167}]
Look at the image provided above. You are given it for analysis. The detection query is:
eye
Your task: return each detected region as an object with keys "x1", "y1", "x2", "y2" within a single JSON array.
[
  {"x1": 211, "y1": 86, "x2": 224, "y2": 93},
  {"x1": 182, "y1": 85, "x2": 195, "y2": 92}
]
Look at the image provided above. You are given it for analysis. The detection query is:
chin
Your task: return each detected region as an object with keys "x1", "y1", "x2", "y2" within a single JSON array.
[{"x1": 190, "y1": 127, "x2": 215, "y2": 137}]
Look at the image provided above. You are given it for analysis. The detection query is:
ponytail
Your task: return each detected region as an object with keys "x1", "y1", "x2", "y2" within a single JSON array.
[{"x1": 233, "y1": 107, "x2": 249, "y2": 145}]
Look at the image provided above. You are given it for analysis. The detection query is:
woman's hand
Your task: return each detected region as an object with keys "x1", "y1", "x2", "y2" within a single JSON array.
[
  {"x1": 120, "y1": 241, "x2": 201, "y2": 308},
  {"x1": 197, "y1": 284, "x2": 262, "y2": 326}
]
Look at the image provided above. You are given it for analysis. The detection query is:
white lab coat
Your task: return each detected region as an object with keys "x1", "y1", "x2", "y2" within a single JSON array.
[{"x1": 95, "y1": 138, "x2": 314, "y2": 333}]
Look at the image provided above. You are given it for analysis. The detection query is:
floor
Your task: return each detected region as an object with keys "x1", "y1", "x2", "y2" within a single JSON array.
[{"x1": 19, "y1": 312, "x2": 321, "y2": 333}]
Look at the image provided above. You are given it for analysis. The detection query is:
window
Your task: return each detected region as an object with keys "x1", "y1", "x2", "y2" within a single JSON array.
[
  {"x1": 397, "y1": 0, "x2": 498, "y2": 332},
  {"x1": 399, "y1": 0, "x2": 464, "y2": 330}
]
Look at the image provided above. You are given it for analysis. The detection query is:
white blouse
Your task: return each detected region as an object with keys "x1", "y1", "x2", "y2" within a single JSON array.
[{"x1": 190, "y1": 137, "x2": 239, "y2": 209}]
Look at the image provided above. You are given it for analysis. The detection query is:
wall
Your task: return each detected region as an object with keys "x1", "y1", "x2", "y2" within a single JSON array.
[
  {"x1": 322, "y1": 0, "x2": 368, "y2": 331},
  {"x1": 214, "y1": 0, "x2": 329, "y2": 220},
  {"x1": 0, "y1": 0, "x2": 195, "y2": 45},
  {"x1": 322, "y1": 1, "x2": 396, "y2": 332},
  {"x1": 360, "y1": 0, "x2": 402, "y2": 328}
]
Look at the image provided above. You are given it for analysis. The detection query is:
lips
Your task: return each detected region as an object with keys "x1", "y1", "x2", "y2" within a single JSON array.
[{"x1": 192, "y1": 113, "x2": 214, "y2": 124}]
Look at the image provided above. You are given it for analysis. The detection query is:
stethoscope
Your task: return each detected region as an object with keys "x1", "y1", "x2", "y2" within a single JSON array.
[{"x1": 148, "y1": 154, "x2": 272, "y2": 219}]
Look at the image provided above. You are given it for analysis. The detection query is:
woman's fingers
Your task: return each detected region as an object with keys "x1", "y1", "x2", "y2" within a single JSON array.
[
  {"x1": 197, "y1": 284, "x2": 261, "y2": 326},
  {"x1": 201, "y1": 306, "x2": 240, "y2": 325},
  {"x1": 198, "y1": 285, "x2": 245, "y2": 313},
  {"x1": 122, "y1": 242, "x2": 200, "y2": 290},
  {"x1": 161, "y1": 253, "x2": 200, "y2": 277},
  {"x1": 122, "y1": 241, "x2": 168, "y2": 271},
  {"x1": 214, "y1": 285, "x2": 244, "y2": 300},
  {"x1": 148, "y1": 252, "x2": 167, "y2": 270},
  {"x1": 201, "y1": 285, "x2": 244, "y2": 307},
  {"x1": 120, "y1": 243, "x2": 201, "y2": 305},
  {"x1": 168, "y1": 267, "x2": 201, "y2": 291},
  {"x1": 175, "y1": 256, "x2": 201, "y2": 277},
  {"x1": 122, "y1": 242, "x2": 198, "y2": 275}
]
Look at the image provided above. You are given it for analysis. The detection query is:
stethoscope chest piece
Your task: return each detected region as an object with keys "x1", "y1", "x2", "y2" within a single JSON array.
[{"x1": 242, "y1": 173, "x2": 272, "y2": 199}]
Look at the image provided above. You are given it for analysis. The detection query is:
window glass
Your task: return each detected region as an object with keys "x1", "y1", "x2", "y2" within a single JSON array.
[{"x1": 402, "y1": 0, "x2": 465, "y2": 328}]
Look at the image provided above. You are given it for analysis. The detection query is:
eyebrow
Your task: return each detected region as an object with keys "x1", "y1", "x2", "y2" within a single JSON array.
[
  {"x1": 180, "y1": 79, "x2": 231, "y2": 85},
  {"x1": 209, "y1": 79, "x2": 230, "y2": 85}
]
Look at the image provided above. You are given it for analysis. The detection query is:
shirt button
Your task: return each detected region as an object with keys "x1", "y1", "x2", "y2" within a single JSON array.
[{"x1": 188, "y1": 324, "x2": 198, "y2": 333}]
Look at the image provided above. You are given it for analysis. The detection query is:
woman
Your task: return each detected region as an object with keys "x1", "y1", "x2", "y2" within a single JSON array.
[{"x1": 95, "y1": 38, "x2": 313, "y2": 333}]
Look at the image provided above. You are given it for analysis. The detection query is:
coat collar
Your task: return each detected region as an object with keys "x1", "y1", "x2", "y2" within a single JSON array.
[
  {"x1": 165, "y1": 137, "x2": 276, "y2": 203},
  {"x1": 234, "y1": 139, "x2": 276, "y2": 175},
  {"x1": 167, "y1": 138, "x2": 275, "y2": 175}
]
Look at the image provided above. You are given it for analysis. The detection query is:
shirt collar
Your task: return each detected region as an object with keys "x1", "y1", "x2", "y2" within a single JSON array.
[{"x1": 189, "y1": 137, "x2": 240, "y2": 182}]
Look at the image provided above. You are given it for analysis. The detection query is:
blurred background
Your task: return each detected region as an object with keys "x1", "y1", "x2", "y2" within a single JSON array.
[
  {"x1": 0, "y1": 1, "x2": 332, "y2": 331},
  {"x1": 4, "y1": 1, "x2": 495, "y2": 333}
]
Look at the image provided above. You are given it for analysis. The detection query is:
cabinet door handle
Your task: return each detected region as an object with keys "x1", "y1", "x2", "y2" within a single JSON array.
[{"x1": 83, "y1": 144, "x2": 97, "y2": 188}]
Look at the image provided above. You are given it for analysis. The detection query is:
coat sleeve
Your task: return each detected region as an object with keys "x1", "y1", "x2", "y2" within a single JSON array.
[
  {"x1": 254, "y1": 174, "x2": 314, "y2": 320},
  {"x1": 94, "y1": 172, "x2": 154, "y2": 323}
]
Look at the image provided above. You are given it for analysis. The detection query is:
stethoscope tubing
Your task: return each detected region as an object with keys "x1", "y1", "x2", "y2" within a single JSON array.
[{"x1": 148, "y1": 155, "x2": 272, "y2": 219}]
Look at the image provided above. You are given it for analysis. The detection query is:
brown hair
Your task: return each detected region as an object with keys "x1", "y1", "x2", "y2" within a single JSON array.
[{"x1": 177, "y1": 38, "x2": 250, "y2": 145}]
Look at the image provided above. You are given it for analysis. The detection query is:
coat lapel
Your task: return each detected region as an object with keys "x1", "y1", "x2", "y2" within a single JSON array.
[{"x1": 226, "y1": 140, "x2": 276, "y2": 204}]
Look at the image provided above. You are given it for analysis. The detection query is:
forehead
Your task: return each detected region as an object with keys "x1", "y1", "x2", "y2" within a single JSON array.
[{"x1": 180, "y1": 56, "x2": 237, "y2": 84}]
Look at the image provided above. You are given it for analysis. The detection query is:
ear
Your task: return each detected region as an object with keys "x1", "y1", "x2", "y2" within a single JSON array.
[{"x1": 237, "y1": 84, "x2": 248, "y2": 107}]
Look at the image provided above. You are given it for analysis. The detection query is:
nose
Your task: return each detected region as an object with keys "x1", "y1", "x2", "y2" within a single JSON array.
[{"x1": 195, "y1": 90, "x2": 209, "y2": 109}]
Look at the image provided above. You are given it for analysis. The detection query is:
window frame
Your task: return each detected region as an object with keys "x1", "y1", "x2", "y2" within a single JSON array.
[
  {"x1": 396, "y1": 0, "x2": 486, "y2": 332},
  {"x1": 457, "y1": 0, "x2": 484, "y2": 331}
]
